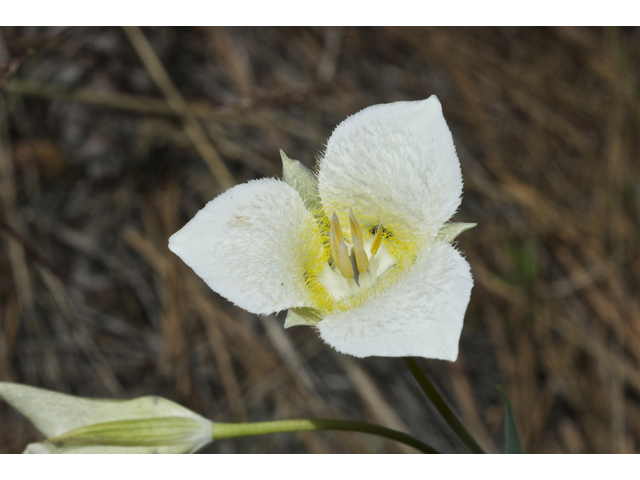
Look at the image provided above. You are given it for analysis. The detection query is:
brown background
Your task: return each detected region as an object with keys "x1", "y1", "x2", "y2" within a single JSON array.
[{"x1": 0, "y1": 27, "x2": 638, "y2": 453}]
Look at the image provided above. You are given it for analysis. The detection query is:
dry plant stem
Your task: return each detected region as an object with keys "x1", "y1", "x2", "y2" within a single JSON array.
[
  {"x1": 212, "y1": 419, "x2": 439, "y2": 454},
  {"x1": 403, "y1": 357, "x2": 485, "y2": 454},
  {"x1": 5, "y1": 80, "x2": 181, "y2": 116},
  {"x1": 0, "y1": 27, "x2": 75, "y2": 92},
  {"x1": 121, "y1": 26, "x2": 235, "y2": 189}
]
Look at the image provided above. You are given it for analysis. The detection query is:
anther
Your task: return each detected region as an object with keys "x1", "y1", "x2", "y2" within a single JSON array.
[
  {"x1": 331, "y1": 212, "x2": 343, "y2": 245},
  {"x1": 352, "y1": 234, "x2": 369, "y2": 274},
  {"x1": 330, "y1": 212, "x2": 343, "y2": 268},
  {"x1": 349, "y1": 209, "x2": 365, "y2": 247},
  {"x1": 370, "y1": 220, "x2": 383, "y2": 256},
  {"x1": 336, "y1": 239, "x2": 354, "y2": 278}
]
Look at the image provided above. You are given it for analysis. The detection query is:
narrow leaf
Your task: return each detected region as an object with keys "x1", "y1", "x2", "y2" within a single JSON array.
[{"x1": 497, "y1": 385, "x2": 523, "y2": 454}]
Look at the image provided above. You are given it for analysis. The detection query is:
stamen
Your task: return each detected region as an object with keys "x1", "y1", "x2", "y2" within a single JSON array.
[
  {"x1": 349, "y1": 209, "x2": 365, "y2": 247},
  {"x1": 336, "y1": 239, "x2": 354, "y2": 278},
  {"x1": 331, "y1": 212, "x2": 343, "y2": 245},
  {"x1": 352, "y1": 234, "x2": 369, "y2": 274},
  {"x1": 370, "y1": 221, "x2": 383, "y2": 256},
  {"x1": 329, "y1": 212, "x2": 343, "y2": 267}
]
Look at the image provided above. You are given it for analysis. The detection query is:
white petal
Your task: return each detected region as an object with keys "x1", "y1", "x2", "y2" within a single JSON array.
[
  {"x1": 317, "y1": 242, "x2": 472, "y2": 360},
  {"x1": 318, "y1": 96, "x2": 462, "y2": 237},
  {"x1": 169, "y1": 178, "x2": 321, "y2": 314}
]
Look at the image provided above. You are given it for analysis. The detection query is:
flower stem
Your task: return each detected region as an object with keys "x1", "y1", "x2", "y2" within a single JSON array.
[
  {"x1": 212, "y1": 419, "x2": 439, "y2": 454},
  {"x1": 403, "y1": 357, "x2": 485, "y2": 454}
]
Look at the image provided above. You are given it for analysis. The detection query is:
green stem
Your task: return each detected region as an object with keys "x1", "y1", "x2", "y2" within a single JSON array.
[
  {"x1": 212, "y1": 419, "x2": 439, "y2": 454},
  {"x1": 403, "y1": 357, "x2": 485, "y2": 454}
]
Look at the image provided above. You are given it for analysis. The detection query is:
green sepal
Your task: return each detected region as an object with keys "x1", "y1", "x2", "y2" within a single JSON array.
[
  {"x1": 281, "y1": 150, "x2": 322, "y2": 214},
  {"x1": 284, "y1": 307, "x2": 323, "y2": 328},
  {"x1": 497, "y1": 385, "x2": 523, "y2": 454},
  {"x1": 437, "y1": 222, "x2": 477, "y2": 243},
  {"x1": 46, "y1": 417, "x2": 209, "y2": 448}
]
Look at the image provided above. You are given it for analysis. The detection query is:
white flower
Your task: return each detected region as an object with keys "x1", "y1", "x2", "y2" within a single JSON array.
[{"x1": 169, "y1": 96, "x2": 474, "y2": 361}]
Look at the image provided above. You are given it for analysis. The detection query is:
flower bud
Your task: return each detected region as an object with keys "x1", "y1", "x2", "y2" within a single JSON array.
[{"x1": 0, "y1": 382, "x2": 213, "y2": 454}]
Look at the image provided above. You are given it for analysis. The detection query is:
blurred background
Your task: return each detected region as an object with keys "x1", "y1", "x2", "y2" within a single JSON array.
[{"x1": 0, "y1": 27, "x2": 638, "y2": 454}]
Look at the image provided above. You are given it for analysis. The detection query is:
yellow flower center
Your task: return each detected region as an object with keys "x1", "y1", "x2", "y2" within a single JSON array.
[{"x1": 297, "y1": 208, "x2": 413, "y2": 317}]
